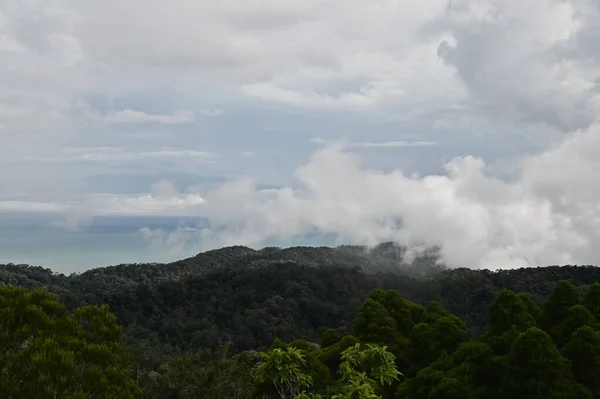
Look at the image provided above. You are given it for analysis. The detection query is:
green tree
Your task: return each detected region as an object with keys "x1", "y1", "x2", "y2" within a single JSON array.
[
  {"x1": 541, "y1": 280, "x2": 581, "y2": 338},
  {"x1": 582, "y1": 282, "x2": 600, "y2": 321},
  {"x1": 321, "y1": 329, "x2": 343, "y2": 349},
  {"x1": 397, "y1": 342, "x2": 496, "y2": 399},
  {"x1": 396, "y1": 351, "x2": 455, "y2": 399},
  {"x1": 488, "y1": 290, "x2": 536, "y2": 335},
  {"x1": 271, "y1": 339, "x2": 331, "y2": 392},
  {"x1": 499, "y1": 327, "x2": 588, "y2": 399},
  {"x1": 256, "y1": 346, "x2": 313, "y2": 399},
  {"x1": 257, "y1": 344, "x2": 400, "y2": 399},
  {"x1": 484, "y1": 289, "x2": 537, "y2": 355},
  {"x1": 332, "y1": 343, "x2": 401, "y2": 399},
  {"x1": 352, "y1": 299, "x2": 399, "y2": 346},
  {"x1": 451, "y1": 342, "x2": 497, "y2": 394},
  {"x1": 409, "y1": 302, "x2": 467, "y2": 370},
  {"x1": 562, "y1": 326, "x2": 600, "y2": 397},
  {"x1": 370, "y1": 290, "x2": 424, "y2": 337},
  {"x1": 205, "y1": 350, "x2": 262, "y2": 399},
  {"x1": 319, "y1": 335, "x2": 361, "y2": 377},
  {"x1": 0, "y1": 286, "x2": 140, "y2": 398},
  {"x1": 156, "y1": 353, "x2": 207, "y2": 399},
  {"x1": 555, "y1": 305, "x2": 597, "y2": 348}
]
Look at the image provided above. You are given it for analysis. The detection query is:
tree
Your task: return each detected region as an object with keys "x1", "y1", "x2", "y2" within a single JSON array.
[
  {"x1": 450, "y1": 342, "x2": 497, "y2": 393},
  {"x1": 499, "y1": 327, "x2": 588, "y2": 399},
  {"x1": 562, "y1": 326, "x2": 600, "y2": 397},
  {"x1": 256, "y1": 346, "x2": 313, "y2": 399},
  {"x1": 484, "y1": 289, "x2": 537, "y2": 355},
  {"x1": 409, "y1": 302, "x2": 467, "y2": 370},
  {"x1": 321, "y1": 329, "x2": 343, "y2": 349},
  {"x1": 488, "y1": 290, "x2": 536, "y2": 335},
  {"x1": 397, "y1": 342, "x2": 496, "y2": 399},
  {"x1": 204, "y1": 350, "x2": 262, "y2": 399},
  {"x1": 256, "y1": 344, "x2": 400, "y2": 399},
  {"x1": 352, "y1": 299, "x2": 399, "y2": 346},
  {"x1": 326, "y1": 343, "x2": 400, "y2": 399},
  {"x1": 156, "y1": 353, "x2": 207, "y2": 399},
  {"x1": 541, "y1": 280, "x2": 581, "y2": 337},
  {"x1": 555, "y1": 305, "x2": 597, "y2": 348},
  {"x1": 582, "y1": 282, "x2": 600, "y2": 321},
  {"x1": 370, "y1": 290, "x2": 423, "y2": 337},
  {"x1": 0, "y1": 286, "x2": 141, "y2": 398},
  {"x1": 271, "y1": 339, "x2": 332, "y2": 392}
]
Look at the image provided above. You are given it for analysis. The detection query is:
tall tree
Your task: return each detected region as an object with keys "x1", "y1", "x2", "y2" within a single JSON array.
[
  {"x1": 485, "y1": 289, "x2": 537, "y2": 355},
  {"x1": 255, "y1": 346, "x2": 313, "y2": 399},
  {"x1": 409, "y1": 302, "x2": 467, "y2": 371},
  {"x1": 499, "y1": 327, "x2": 589, "y2": 399},
  {"x1": 0, "y1": 286, "x2": 141, "y2": 398},
  {"x1": 582, "y1": 282, "x2": 600, "y2": 321},
  {"x1": 562, "y1": 326, "x2": 600, "y2": 397},
  {"x1": 541, "y1": 280, "x2": 581, "y2": 338},
  {"x1": 555, "y1": 305, "x2": 597, "y2": 348},
  {"x1": 370, "y1": 289, "x2": 424, "y2": 337},
  {"x1": 352, "y1": 299, "x2": 399, "y2": 346}
]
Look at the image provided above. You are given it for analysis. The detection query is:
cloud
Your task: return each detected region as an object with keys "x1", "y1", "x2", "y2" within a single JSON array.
[
  {"x1": 199, "y1": 108, "x2": 225, "y2": 116},
  {"x1": 58, "y1": 147, "x2": 218, "y2": 163},
  {"x1": 242, "y1": 83, "x2": 376, "y2": 110},
  {"x1": 0, "y1": 192, "x2": 205, "y2": 218},
  {"x1": 15, "y1": 119, "x2": 600, "y2": 270},
  {"x1": 309, "y1": 138, "x2": 329, "y2": 145},
  {"x1": 133, "y1": 121, "x2": 600, "y2": 269},
  {"x1": 309, "y1": 138, "x2": 438, "y2": 148},
  {"x1": 151, "y1": 180, "x2": 179, "y2": 199},
  {"x1": 3, "y1": 0, "x2": 600, "y2": 134},
  {"x1": 104, "y1": 109, "x2": 195, "y2": 124},
  {"x1": 0, "y1": 201, "x2": 65, "y2": 214},
  {"x1": 50, "y1": 207, "x2": 93, "y2": 230},
  {"x1": 357, "y1": 141, "x2": 438, "y2": 148},
  {"x1": 87, "y1": 192, "x2": 205, "y2": 217},
  {"x1": 436, "y1": 0, "x2": 600, "y2": 133},
  {"x1": 4, "y1": 0, "x2": 600, "y2": 271}
]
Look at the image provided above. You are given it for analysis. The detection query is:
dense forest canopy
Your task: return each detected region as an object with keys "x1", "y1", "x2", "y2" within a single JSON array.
[{"x1": 3, "y1": 242, "x2": 600, "y2": 398}]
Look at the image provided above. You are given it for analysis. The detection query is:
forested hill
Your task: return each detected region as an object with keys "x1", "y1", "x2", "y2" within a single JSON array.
[
  {"x1": 1, "y1": 243, "x2": 600, "y2": 367},
  {"x1": 0, "y1": 242, "x2": 443, "y2": 286},
  {"x1": 4, "y1": 244, "x2": 600, "y2": 397}
]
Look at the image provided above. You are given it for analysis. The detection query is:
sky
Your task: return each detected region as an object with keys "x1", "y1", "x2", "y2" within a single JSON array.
[{"x1": 1, "y1": 0, "x2": 600, "y2": 273}]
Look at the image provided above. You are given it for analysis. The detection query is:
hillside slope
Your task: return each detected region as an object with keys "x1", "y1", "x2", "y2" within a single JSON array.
[{"x1": 2, "y1": 244, "x2": 600, "y2": 367}]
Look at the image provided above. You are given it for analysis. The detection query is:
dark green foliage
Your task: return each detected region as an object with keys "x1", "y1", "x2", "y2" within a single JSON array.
[
  {"x1": 353, "y1": 299, "x2": 399, "y2": 345},
  {"x1": 0, "y1": 286, "x2": 140, "y2": 398},
  {"x1": 409, "y1": 302, "x2": 467, "y2": 371},
  {"x1": 488, "y1": 289, "x2": 537, "y2": 335},
  {"x1": 499, "y1": 327, "x2": 586, "y2": 399},
  {"x1": 269, "y1": 338, "x2": 332, "y2": 391},
  {"x1": 319, "y1": 335, "x2": 361, "y2": 376},
  {"x1": 5, "y1": 246, "x2": 600, "y2": 398},
  {"x1": 4, "y1": 249, "x2": 600, "y2": 370},
  {"x1": 542, "y1": 280, "x2": 581, "y2": 334},
  {"x1": 583, "y1": 282, "x2": 600, "y2": 321},
  {"x1": 555, "y1": 305, "x2": 597, "y2": 347},
  {"x1": 320, "y1": 329, "x2": 343, "y2": 348},
  {"x1": 562, "y1": 326, "x2": 600, "y2": 397},
  {"x1": 370, "y1": 289, "x2": 424, "y2": 336},
  {"x1": 484, "y1": 289, "x2": 538, "y2": 354}
]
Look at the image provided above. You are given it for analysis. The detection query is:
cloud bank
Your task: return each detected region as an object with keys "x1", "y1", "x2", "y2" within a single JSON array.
[{"x1": 128, "y1": 117, "x2": 600, "y2": 269}]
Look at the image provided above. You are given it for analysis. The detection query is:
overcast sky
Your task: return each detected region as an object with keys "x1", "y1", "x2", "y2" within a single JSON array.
[{"x1": 2, "y1": 0, "x2": 600, "y2": 272}]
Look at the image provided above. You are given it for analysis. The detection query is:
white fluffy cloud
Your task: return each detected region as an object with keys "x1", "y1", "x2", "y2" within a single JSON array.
[{"x1": 136, "y1": 121, "x2": 600, "y2": 269}]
